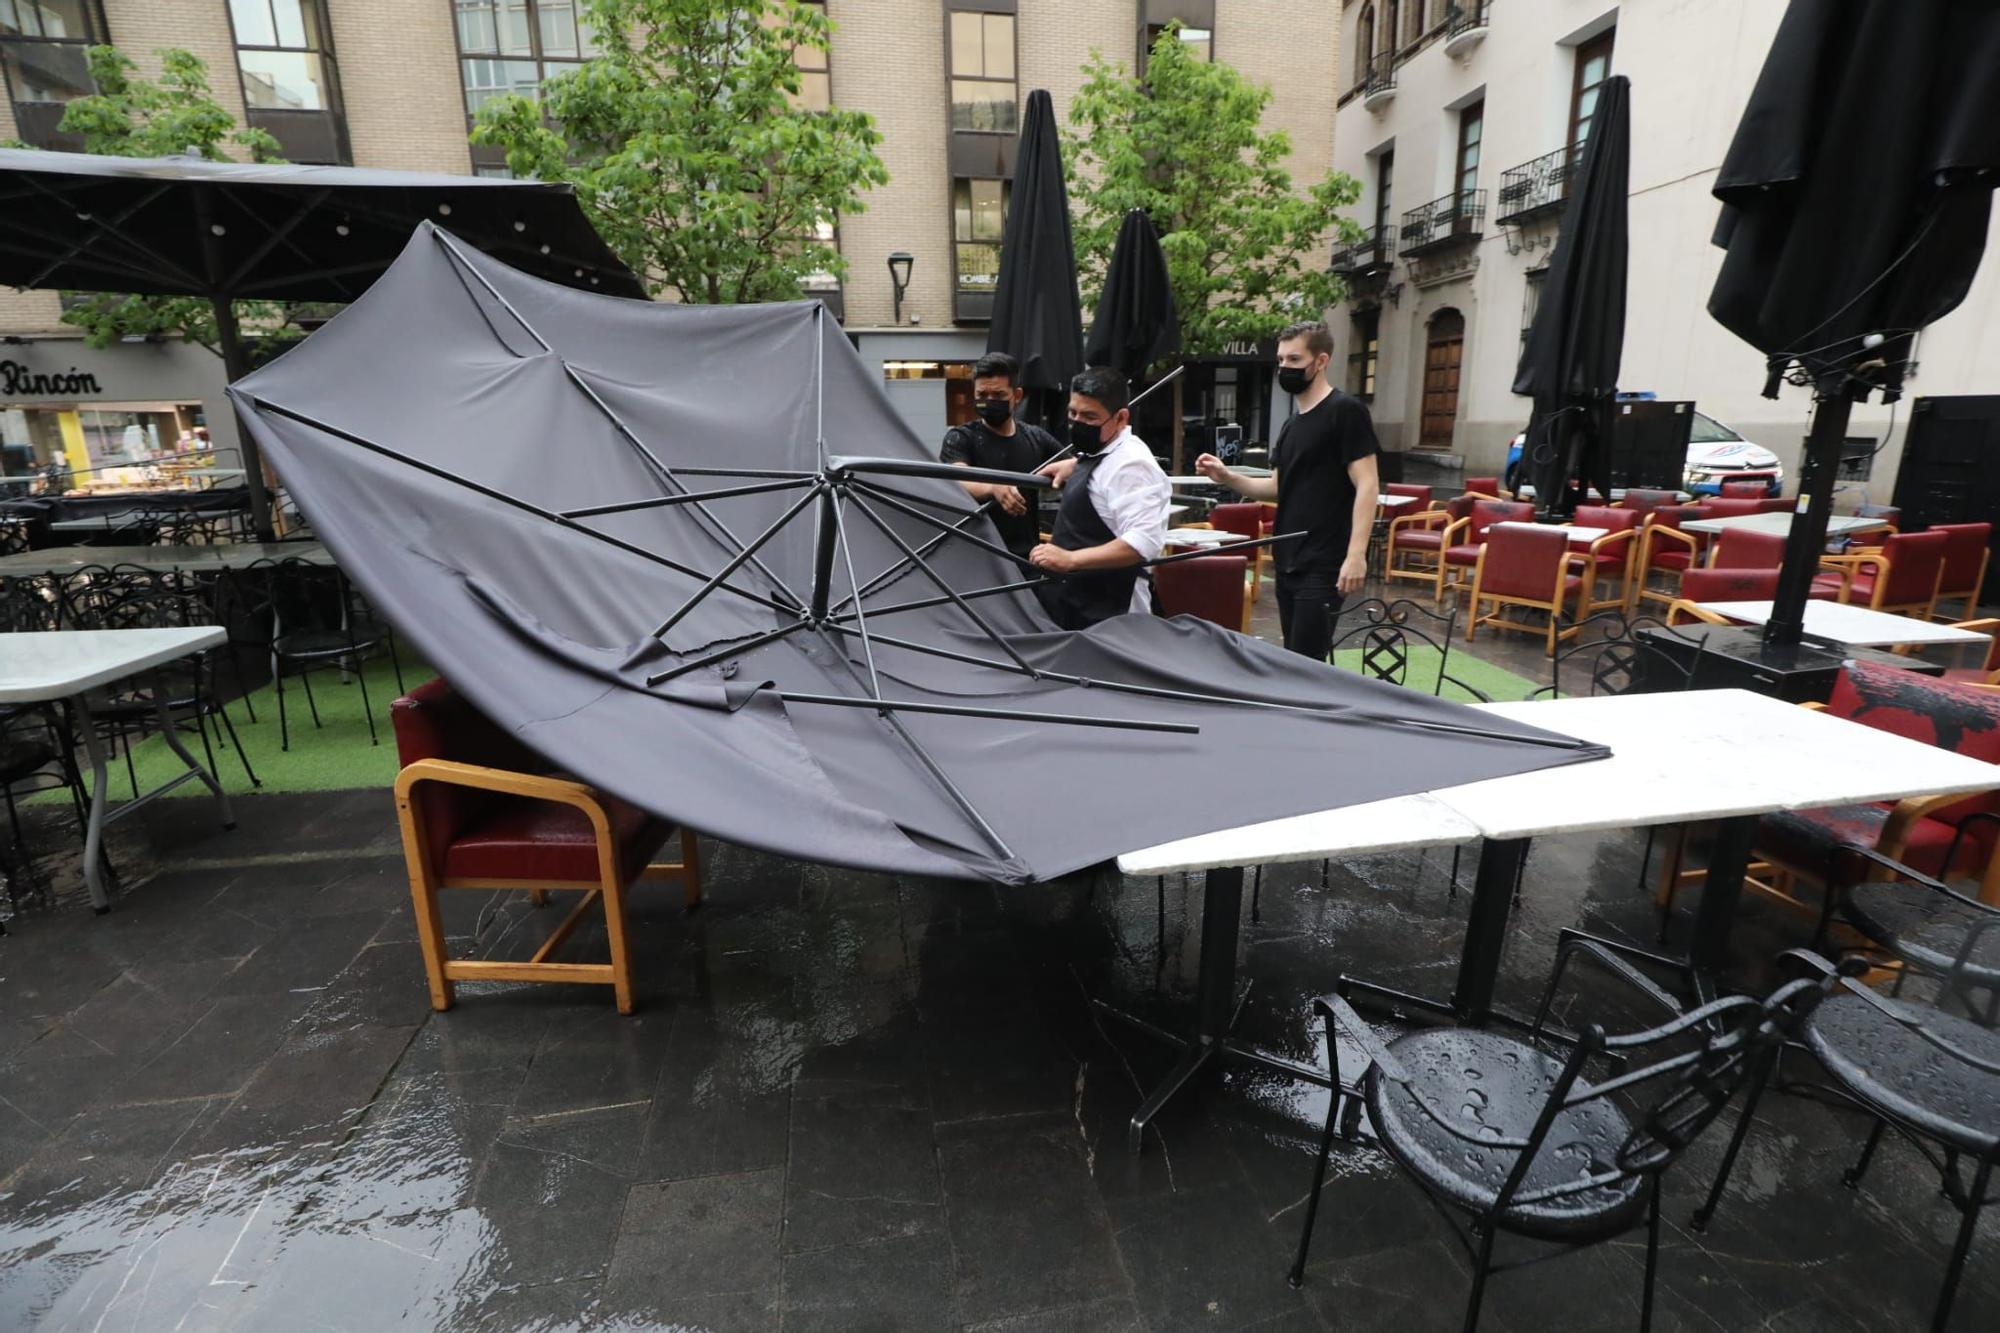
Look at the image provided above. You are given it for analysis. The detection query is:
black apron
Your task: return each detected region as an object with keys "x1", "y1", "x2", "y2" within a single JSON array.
[{"x1": 1037, "y1": 449, "x2": 1143, "y2": 630}]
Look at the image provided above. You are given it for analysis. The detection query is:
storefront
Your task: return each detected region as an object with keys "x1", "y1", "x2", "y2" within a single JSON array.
[
  {"x1": 1129, "y1": 337, "x2": 1281, "y2": 471},
  {"x1": 0, "y1": 336, "x2": 236, "y2": 489}
]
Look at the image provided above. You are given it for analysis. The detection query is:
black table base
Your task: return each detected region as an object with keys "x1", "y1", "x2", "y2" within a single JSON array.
[{"x1": 1642, "y1": 624, "x2": 1942, "y2": 704}]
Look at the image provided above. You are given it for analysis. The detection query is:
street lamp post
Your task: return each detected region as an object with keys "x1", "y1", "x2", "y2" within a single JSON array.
[{"x1": 887, "y1": 251, "x2": 914, "y2": 325}]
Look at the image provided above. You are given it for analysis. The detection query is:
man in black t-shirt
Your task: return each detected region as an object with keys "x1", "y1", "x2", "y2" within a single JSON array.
[
  {"x1": 1196, "y1": 320, "x2": 1380, "y2": 661},
  {"x1": 940, "y1": 352, "x2": 1063, "y2": 561}
]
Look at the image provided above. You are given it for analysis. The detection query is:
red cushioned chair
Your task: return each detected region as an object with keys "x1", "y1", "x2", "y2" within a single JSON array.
[
  {"x1": 1930, "y1": 522, "x2": 1992, "y2": 621},
  {"x1": 1616, "y1": 488, "x2": 1684, "y2": 524},
  {"x1": 1695, "y1": 497, "x2": 1766, "y2": 521},
  {"x1": 1820, "y1": 527, "x2": 1951, "y2": 619},
  {"x1": 1630, "y1": 505, "x2": 1711, "y2": 615},
  {"x1": 1463, "y1": 475, "x2": 1503, "y2": 498},
  {"x1": 1943, "y1": 620, "x2": 2000, "y2": 687},
  {"x1": 1708, "y1": 526, "x2": 1787, "y2": 570},
  {"x1": 1719, "y1": 480, "x2": 1769, "y2": 499},
  {"x1": 1465, "y1": 522, "x2": 1584, "y2": 657},
  {"x1": 1384, "y1": 482, "x2": 1434, "y2": 509},
  {"x1": 1208, "y1": 502, "x2": 1267, "y2": 602},
  {"x1": 1387, "y1": 493, "x2": 1478, "y2": 600},
  {"x1": 1441, "y1": 500, "x2": 1536, "y2": 603},
  {"x1": 391, "y1": 677, "x2": 700, "y2": 1014},
  {"x1": 1568, "y1": 504, "x2": 1640, "y2": 615},
  {"x1": 1664, "y1": 566, "x2": 1843, "y2": 627},
  {"x1": 1154, "y1": 553, "x2": 1251, "y2": 632}
]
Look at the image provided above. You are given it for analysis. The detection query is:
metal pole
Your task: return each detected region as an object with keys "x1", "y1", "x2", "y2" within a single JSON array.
[
  {"x1": 195, "y1": 187, "x2": 278, "y2": 542},
  {"x1": 1765, "y1": 380, "x2": 1853, "y2": 647},
  {"x1": 810, "y1": 484, "x2": 840, "y2": 622}
]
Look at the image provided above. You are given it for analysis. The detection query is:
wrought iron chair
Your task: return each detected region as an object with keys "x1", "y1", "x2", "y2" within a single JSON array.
[
  {"x1": 0, "y1": 517, "x2": 29, "y2": 557},
  {"x1": 1329, "y1": 596, "x2": 1486, "y2": 701},
  {"x1": 1287, "y1": 955, "x2": 1838, "y2": 1332},
  {"x1": 235, "y1": 557, "x2": 390, "y2": 751}
]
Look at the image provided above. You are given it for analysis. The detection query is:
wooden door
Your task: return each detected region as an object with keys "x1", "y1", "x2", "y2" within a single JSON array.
[{"x1": 1419, "y1": 310, "x2": 1464, "y2": 450}]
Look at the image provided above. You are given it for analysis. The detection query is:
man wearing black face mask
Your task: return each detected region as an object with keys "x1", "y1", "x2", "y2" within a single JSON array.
[
  {"x1": 940, "y1": 352, "x2": 1063, "y2": 561},
  {"x1": 1195, "y1": 320, "x2": 1379, "y2": 661}
]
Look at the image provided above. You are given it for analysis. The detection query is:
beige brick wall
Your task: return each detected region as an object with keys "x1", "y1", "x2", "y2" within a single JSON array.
[
  {"x1": 104, "y1": 0, "x2": 253, "y2": 155},
  {"x1": 331, "y1": 0, "x2": 472, "y2": 173},
  {"x1": 0, "y1": 289, "x2": 64, "y2": 335},
  {"x1": 1217, "y1": 0, "x2": 1338, "y2": 187},
  {"x1": 1018, "y1": 0, "x2": 1134, "y2": 126}
]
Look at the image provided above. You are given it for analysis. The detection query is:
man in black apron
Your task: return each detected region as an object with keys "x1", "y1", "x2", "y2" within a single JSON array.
[
  {"x1": 1029, "y1": 367, "x2": 1171, "y2": 630},
  {"x1": 940, "y1": 352, "x2": 1062, "y2": 562}
]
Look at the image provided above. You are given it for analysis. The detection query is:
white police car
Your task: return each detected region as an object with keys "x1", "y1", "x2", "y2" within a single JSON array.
[{"x1": 1503, "y1": 405, "x2": 1784, "y2": 496}]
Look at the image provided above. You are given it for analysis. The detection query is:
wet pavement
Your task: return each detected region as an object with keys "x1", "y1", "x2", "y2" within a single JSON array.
[{"x1": 2, "y1": 586, "x2": 1997, "y2": 1331}]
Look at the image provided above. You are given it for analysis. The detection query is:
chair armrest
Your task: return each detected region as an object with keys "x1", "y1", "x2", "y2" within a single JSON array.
[
  {"x1": 1877, "y1": 790, "x2": 1999, "y2": 860},
  {"x1": 1312, "y1": 992, "x2": 1411, "y2": 1085},
  {"x1": 1843, "y1": 842, "x2": 2000, "y2": 917},
  {"x1": 1389, "y1": 509, "x2": 1448, "y2": 537},
  {"x1": 1665, "y1": 598, "x2": 1730, "y2": 627},
  {"x1": 1587, "y1": 530, "x2": 1635, "y2": 555},
  {"x1": 1441, "y1": 516, "x2": 1472, "y2": 545},
  {"x1": 1797, "y1": 700, "x2": 1828, "y2": 711},
  {"x1": 1439, "y1": 672, "x2": 1494, "y2": 703},
  {"x1": 1819, "y1": 552, "x2": 1886, "y2": 577},
  {"x1": 1645, "y1": 526, "x2": 1698, "y2": 559},
  {"x1": 394, "y1": 758, "x2": 610, "y2": 829}
]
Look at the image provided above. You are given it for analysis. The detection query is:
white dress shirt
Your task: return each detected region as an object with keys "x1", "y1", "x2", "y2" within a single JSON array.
[{"x1": 1080, "y1": 427, "x2": 1171, "y2": 614}]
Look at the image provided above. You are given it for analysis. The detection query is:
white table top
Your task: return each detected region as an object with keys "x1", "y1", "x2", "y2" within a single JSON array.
[
  {"x1": 0, "y1": 627, "x2": 227, "y2": 703},
  {"x1": 1493, "y1": 520, "x2": 1614, "y2": 544},
  {"x1": 1119, "y1": 689, "x2": 2000, "y2": 873},
  {"x1": 1377, "y1": 494, "x2": 1421, "y2": 510},
  {"x1": 1682, "y1": 512, "x2": 1890, "y2": 538},
  {"x1": 1694, "y1": 600, "x2": 1995, "y2": 648},
  {"x1": 1513, "y1": 485, "x2": 1693, "y2": 503},
  {"x1": 1164, "y1": 527, "x2": 1250, "y2": 547}
]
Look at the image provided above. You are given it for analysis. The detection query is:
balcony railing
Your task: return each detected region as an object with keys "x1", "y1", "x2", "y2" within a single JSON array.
[
  {"x1": 1447, "y1": 0, "x2": 1492, "y2": 40},
  {"x1": 1331, "y1": 226, "x2": 1396, "y2": 276},
  {"x1": 1494, "y1": 147, "x2": 1573, "y2": 226},
  {"x1": 1399, "y1": 191, "x2": 1486, "y2": 258},
  {"x1": 1361, "y1": 52, "x2": 1397, "y2": 108}
]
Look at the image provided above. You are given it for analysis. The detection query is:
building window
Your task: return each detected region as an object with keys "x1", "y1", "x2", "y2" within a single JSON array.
[
  {"x1": 0, "y1": 0, "x2": 103, "y2": 150},
  {"x1": 454, "y1": 0, "x2": 599, "y2": 121},
  {"x1": 1569, "y1": 28, "x2": 1615, "y2": 162},
  {"x1": 1407, "y1": 0, "x2": 1427, "y2": 44},
  {"x1": 791, "y1": 0, "x2": 829, "y2": 111},
  {"x1": 947, "y1": 8, "x2": 1015, "y2": 134},
  {"x1": 1455, "y1": 100, "x2": 1482, "y2": 207},
  {"x1": 1348, "y1": 309, "x2": 1380, "y2": 401},
  {"x1": 954, "y1": 177, "x2": 1009, "y2": 298},
  {"x1": 227, "y1": 0, "x2": 350, "y2": 163},
  {"x1": 1384, "y1": 0, "x2": 1400, "y2": 55},
  {"x1": 1142, "y1": 22, "x2": 1211, "y2": 68},
  {"x1": 1374, "y1": 150, "x2": 1395, "y2": 237},
  {"x1": 1355, "y1": 3, "x2": 1374, "y2": 85}
]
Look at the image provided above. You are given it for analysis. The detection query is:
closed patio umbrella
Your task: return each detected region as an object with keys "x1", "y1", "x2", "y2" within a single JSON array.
[
  {"x1": 1512, "y1": 75, "x2": 1630, "y2": 521},
  {"x1": 985, "y1": 90, "x2": 1083, "y2": 431},
  {"x1": 1083, "y1": 208, "x2": 1181, "y2": 379},
  {"x1": 1708, "y1": 1, "x2": 2000, "y2": 645}
]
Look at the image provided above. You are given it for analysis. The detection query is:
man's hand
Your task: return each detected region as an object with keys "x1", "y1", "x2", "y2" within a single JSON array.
[
  {"x1": 1037, "y1": 457, "x2": 1078, "y2": 488},
  {"x1": 1194, "y1": 453, "x2": 1232, "y2": 485},
  {"x1": 1029, "y1": 543, "x2": 1078, "y2": 574},
  {"x1": 991, "y1": 485, "x2": 1028, "y2": 516},
  {"x1": 1338, "y1": 552, "x2": 1368, "y2": 596}
]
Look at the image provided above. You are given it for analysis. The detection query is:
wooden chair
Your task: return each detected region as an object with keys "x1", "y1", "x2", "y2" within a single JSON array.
[
  {"x1": 1942, "y1": 619, "x2": 2000, "y2": 688},
  {"x1": 1819, "y1": 527, "x2": 1950, "y2": 619},
  {"x1": 1385, "y1": 494, "x2": 1477, "y2": 600},
  {"x1": 1154, "y1": 553, "x2": 1252, "y2": 632},
  {"x1": 1465, "y1": 522, "x2": 1585, "y2": 657},
  {"x1": 1441, "y1": 499, "x2": 1537, "y2": 604},
  {"x1": 1628, "y1": 504, "x2": 1706, "y2": 615},
  {"x1": 1930, "y1": 522, "x2": 1992, "y2": 621},
  {"x1": 1567, "y1": 504, "x2": 1640, "y2": 616},
  {"x1": 1463, "y1": 475, "x2": 1503, "y2": 498},
  {"x1": 391, "y1": 677, "x2": 700, "y2": 1014}
]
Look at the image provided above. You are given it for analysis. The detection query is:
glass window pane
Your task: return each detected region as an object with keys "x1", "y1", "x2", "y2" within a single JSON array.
[
  {"x1": 272, "y1": 0, "x2": 308, "y2": 48},
  {"x1": 3, "y1": 0, "x2": 91, "y2": 40},
  {"x1": 229, "y1": 0, "x2": 277, "y2": 47},
  {"x1": 539, "y1": 0, "x2": 580, "y2": 58},
  {"x1": 496, "y1": 0, "x2": 532, "y2": 56},
  {"x1": 953, "y1": 179, "x2": 972, "y2": 240},
  {"x1": 982, "y1": 14, "x2": 1013, "y2": 81},
  {"x1": 971, "y1": 178, "x2": 1006, "y2": 241},
  {"x1": 956, "y1": 242, "x2": 1000, "y2": 294},
  {"x1": 1582, "y1": 52, "x2": 1608, "y2": 86},
  {"x1": 949, "y1": 11, "x2": 982, "y2": 77},
  {"x1": 462, "y1": 57, "x2": 540, "y2": 115},
  {"x1": 1, "y1": 38, "x2": 92, "y2": 103},
  {"x1": 455, "y1": 1, "x2": 497, "y2": 55},
  {"x1": 239, "y1": 50, "x2": 328, "y2": 110},
  {"x1": 951, "y1": 80, "x2": 1016, "y2": 133}
]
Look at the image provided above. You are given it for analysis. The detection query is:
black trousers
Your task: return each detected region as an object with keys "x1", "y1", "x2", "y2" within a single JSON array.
[{"x1": 1275, "y1": 569, "x2": 1343, "y2": 662}]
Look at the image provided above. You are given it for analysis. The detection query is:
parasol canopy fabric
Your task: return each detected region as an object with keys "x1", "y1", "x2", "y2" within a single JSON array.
[
  {"x1": 1708, "y1": 0, "x2": 2000, "y2": 397},
  {"x1": 1083, "y1": 209, "x2": 1181, "y2": 379},
  {"x1": 1513, "y1": 75, "x2": 1629, "y2": 510},
  {"x1": 231, "y1": 224, "x2": 1603, "y2": 885},
  {"x1": 985, "y1": 90, "x2": 1084, "y2": 406}
]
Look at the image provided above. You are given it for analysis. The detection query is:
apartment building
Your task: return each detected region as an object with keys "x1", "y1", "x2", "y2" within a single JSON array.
[{"x1": 1, "y1": 1, "x2": 1340, "y2": 476}]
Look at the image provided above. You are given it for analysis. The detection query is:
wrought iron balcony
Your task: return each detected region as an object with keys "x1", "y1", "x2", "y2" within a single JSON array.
[
  {"x1": 1331, "y1": 226, "x2": 1396, "y2": 277},
  {"x1": 1399, "y1": 191, "x2": 1486, "y2": 258},
  {"x1": 1495, "y1": 147, "x2": 1573, "y2": 225},
  {"x1": 1444, "y1": 1, "x2": 1491, "y2": 57},
  {"x1": 1361, "y1": 52, "x2": 1397, "y2": 110}
]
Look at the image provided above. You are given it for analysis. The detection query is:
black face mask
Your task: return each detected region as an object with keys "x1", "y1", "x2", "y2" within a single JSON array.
[
  {"x1": 973, "y1": 399, "x2": 1014, "y2": 427},
  {"x1": 1277, "y1": 363, "x2": 1319, "y2": 397},
  {"x1": 1068, "y1": 418, "x2": 1108, "y2": 454}
]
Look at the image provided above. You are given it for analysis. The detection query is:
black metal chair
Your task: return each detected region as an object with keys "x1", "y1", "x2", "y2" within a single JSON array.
[
  {"x1": 0, "y1": 517, "x2": 29, "y2": 557},
  {"x1": 1288, "y1": 954, "x2": 1840, "y2": 1332},
  {"x1": 1, "y1": 702, "x2": 89, "y2": 915},
  {"x1": 1529, "y1": 610, "x2": 1705, "y2": 701},
  {"x1": 235, "y1": 556, "x2": 388, "y2": 751},
  {"x1": 1330, "y1": 596, "x2": 1489, "y2": 701},
  {"x1": 1820, "y1": 830, "x2": 2000, "y2": 1024}
]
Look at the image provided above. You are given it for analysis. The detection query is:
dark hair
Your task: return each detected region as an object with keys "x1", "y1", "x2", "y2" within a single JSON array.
[
  {"x1": 1070, "y1": 366, "x2": 1131, "y2": 415},
  {"x1": 972, "y1": 352, "x2": 1021, "y2": 386},
  {"x1": 1278, "y1": 320, "x2": 1334, "y2": 358}
]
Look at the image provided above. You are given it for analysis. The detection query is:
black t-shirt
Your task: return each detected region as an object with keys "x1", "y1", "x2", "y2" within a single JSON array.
[
  {"x1": 1271, "y1": 390, "x2": 1380, "y2": 576},
  {"x1": 940, "y1": 416, "x2": 1062, "y2": 556}
]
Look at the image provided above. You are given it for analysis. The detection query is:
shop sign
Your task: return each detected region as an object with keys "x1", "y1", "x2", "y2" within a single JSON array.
[{"x1": 1, "y1": 359, "x2": 103, "y2": 398}]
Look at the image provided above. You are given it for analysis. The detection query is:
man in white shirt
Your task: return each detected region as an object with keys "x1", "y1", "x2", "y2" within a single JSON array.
[{"x1": 1029, "y1": 367, "x2": 1171, "y2": 628}]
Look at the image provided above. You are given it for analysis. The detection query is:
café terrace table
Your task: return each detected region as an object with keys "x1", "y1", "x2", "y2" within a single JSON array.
[
  {"x1": 1494, "y1": 519, "x2": 1613, "y2": 545},
  {"x1": 1682, "y1": 511, "x2": 1891, "y2": 539},
  {"x1": 0, "y1": 628, "x2": 236, "y2": 912},
  {"x1": 1162, "y1": 527, "x2": 1253, "y2": 549},
  {"x1": 1694, "y1": 600, "x2": 1994, "y2": 651},
  {"x1": 1110, "y1": 688, "x2": 2000, "y2": 1152},
  {"x1": 0, "y1": 541, "x2": 333, "y2": 578}
]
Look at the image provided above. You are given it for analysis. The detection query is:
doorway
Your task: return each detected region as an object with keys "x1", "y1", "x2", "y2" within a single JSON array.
[{"x1": 1419, "y1": 309, "x2": 1465, "y2": 450}]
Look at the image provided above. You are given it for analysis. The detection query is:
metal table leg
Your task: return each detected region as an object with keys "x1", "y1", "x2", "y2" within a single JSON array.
[
  {"x1": 75, "y1": 695, "x2": 112, "y2": 914},
  {"x1": 1341, "y1": 836, "x2": 1531, "y2": 1027},
  {"x1": 1687, "y1": 813, "x2": 1757, "y2": 1001}
]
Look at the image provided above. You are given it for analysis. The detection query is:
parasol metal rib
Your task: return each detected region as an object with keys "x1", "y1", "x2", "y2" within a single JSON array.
[
  {"x1": 643, "y1": 618, "x2": 810, "y2": 688},
  {"x1": 845, "y1": 490, "x2": 1042, "y2": 679},
  {"x1": 1141, "y1": 532, "x2": 1302, "y2": 570},
  {"x1": 830, "y1": 491, "x2": 882, "y2": 700},
  {"x1": 241, "y1": 393, "x2": 794, "y2": 617},
  {"x1": 645, "y1": 466, "x2": 821, "y2": 479},
  {"x1": 834, "y1": 501, "x2": 998, "y2": 616},
  {"x1": 563, "y1": 475, "x2": 814, "y2": 519},
  {"x1": 775, "y1": 691, "x2": 1197, "y2": 735},
  {"x1": 850, "y1": 480, "x2": 1040, "y2": 575},
  {"x1": 650, "y1": 481, "x2": 824, "y2": 641},
  {"x1": 830, "y1": 455, "x2": 1054, "y2": 491},
  {"x1": 836, "y1": 574, "x2": 1051, "y2": 623}
]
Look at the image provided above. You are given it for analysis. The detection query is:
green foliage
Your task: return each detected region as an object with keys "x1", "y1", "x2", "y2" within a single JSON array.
[
  {"x1": 53, "y1": 46, "x2": 290, "y2": 355},
  {"x1": 1065, "y1": 27, "x2": 1364, "y2": 363},
  {"x1": 472, "y1": 0, "x2": 890, "y2": 304}
]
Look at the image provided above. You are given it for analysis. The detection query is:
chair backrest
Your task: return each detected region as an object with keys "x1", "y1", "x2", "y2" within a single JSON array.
[
  {"x1": 1826, "y1": 659, "x2": 2000, "y2": 826},
  {"x1": 1620, "y1": 489, "x2": 1682, "y2": 522},
  {"x1": 1442, "y1": 494, "x2": 1481, "y2": 524},
  {"x1": 392, "y1": 677, "x2": 552, "y2": 862},
  {"x1": 1478, "y1": 522, "x2": 1569, "y2": 599},
  {"x1": 1933, "y1": 522, "x2": 1992, "y2": 592},
  {"x1": 0, "y1": 575, "x2": 61, "y2": 632},
  {"x1": 1756, "y1": 497, "x2": 1798, "y2": 515},
  {"x1": 1154, "y1": 554, "x2": 1248, "y2": 632},
  {"x1": 1696, "y1": 497, "x2": 1764, "y2": 520},
  {"x1": 1678, "y1": 567, "x2": 1780, "y2": 604},
  {"x1": 1464, "y1": 475, "x2": 1502, "y2": 497},
  {"x1": 1650, "y1": 504, "x2": 1702, "y2": 531},
  {"x1": 1572, "y1": 505, "x2": 1638, "y2": 535},
  {"x1": 1208, "y1": 502, "x2": 1263, "y2": 543},
  {"x1": 1873, "y1": 528, "x2": 1950, "y2": 604},
  {"x1": 1385, "y1": 483, "x2": 1433, "y2": 508},
  {"x1": 1709, "y1": 527, "x2": 1787, "y2": 570},
  {"x1": 237, "y1": 556, "x2": 358, "y2": 639},
  {"x1": 1718, "y1": 481, "x2": 1768, "y2": 499},
  {"x1": 1538, "y1": 611, "x2": 1704, "y2": 697},
  {"x1": 1469, "y1": 500, "x2": 1536, "y2": 544},
  {"x1": 1329, "y1": 597, "x2": 1467, "y2": 697}
]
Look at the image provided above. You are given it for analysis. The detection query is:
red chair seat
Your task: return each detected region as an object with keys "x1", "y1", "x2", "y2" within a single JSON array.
[
  {"x1": 1392, "y1": 529, "x2": 1445, "y2": 553},
  {"x1": 1557, "y1": 573, "x2": 1585, "y2": 596},
  {"x1": 443, "y1": 791, "x2": 670, "y2": 884},
  {"x1": 1843, "y1": 570, "x2": 1879, "y2": 601},
  {"x1": 1647, "y1": 549, "x2": 1695, "y2": 572},
  {"x1": 1811, "y1": 572, "x2": 1849, "y2": 599},
  {"x1": 1444, "y1": 543, "x2": 1483, "y2": 567},
  {"x1": 1756, "y1": 803, "x2": 1974, "y2": 887}
]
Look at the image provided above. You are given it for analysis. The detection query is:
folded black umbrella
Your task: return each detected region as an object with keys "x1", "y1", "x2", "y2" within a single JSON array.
[
  {"x1": 986, "y1": 90, "x2": 1083, "y2": 423},
  {"x1": 1513, "y1": 75, "x2": 1629, "y2": 516},
  {"x1": 232, "y1": 225, "x2": 1602, "y2": 885},
  {"x1": 1084, "y1": 209, "x2": 1181, "y2": 379}
]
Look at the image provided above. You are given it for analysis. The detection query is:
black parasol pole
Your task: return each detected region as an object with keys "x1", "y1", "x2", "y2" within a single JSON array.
[
  {"x1": 196, "y1": 185, "x2": 278, "y2": 542},
  {"x1": 1764, "y1": 375, "x2": 1851, "y2": 647}
]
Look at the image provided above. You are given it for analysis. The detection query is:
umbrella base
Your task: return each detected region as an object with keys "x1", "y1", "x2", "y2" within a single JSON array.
[{"x1": 1637, "y1": 624, "x2": 1942, "y2": 704}]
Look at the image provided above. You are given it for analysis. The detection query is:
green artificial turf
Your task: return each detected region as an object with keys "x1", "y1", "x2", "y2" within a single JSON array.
[
  {"x1": 47, "y1": 654, "x2": 434, "y2": 801},
  {"x1": 1330, "y1": 644, "x2": 1541, "y2": 704}
]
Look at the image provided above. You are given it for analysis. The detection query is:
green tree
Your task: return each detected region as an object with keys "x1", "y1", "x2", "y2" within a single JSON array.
[
  {"x1": 1065, "y1": 26, "x2": 1364, "y2": 364},
  {"x1": 53, "y1": 46, "x2": 295, "y2": 356},
  {"x1": 472, "y1": 0, "x2": 889, "y2": 304}
]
